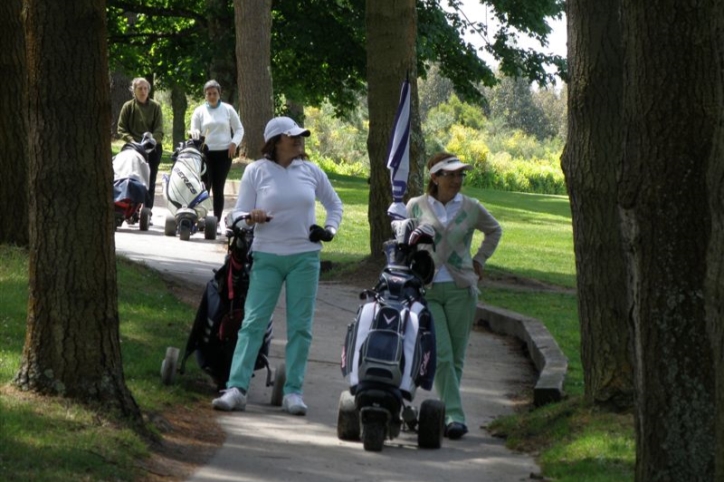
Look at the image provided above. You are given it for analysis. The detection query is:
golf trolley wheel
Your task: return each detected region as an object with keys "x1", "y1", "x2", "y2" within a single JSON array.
[
  {"x1": 160, "y1": 346, "x2": 180, "y2": 385},
  {"x1": 362, "y1": 420, "x2": 386, "y2": 452},
  {"x1": 164, "y1": 215, "x2": 177, "y2": 237},
  {"x1": 178, "y1": 221, "x2": 192, "y2": 241},
  {"x1": 139, "y1": 207, "x2": 152, "y2": 231},
  {"x1": 417, "y1": 399, "x2": 445, "y2": 449},
  {"x1": 270, "y1": 362, "x2": 286, "y2": 406},
  {"x1": 204, "y1": 215, "x2": 217, "y2": 240},
  {"x1": 337, "y1": 390, "x2": 361, "y2": 441}
]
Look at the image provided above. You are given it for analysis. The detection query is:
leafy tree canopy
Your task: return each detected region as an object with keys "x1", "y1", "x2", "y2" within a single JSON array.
[{"x1": 106, "y1": 0, "x2": 566, "y2": 115}]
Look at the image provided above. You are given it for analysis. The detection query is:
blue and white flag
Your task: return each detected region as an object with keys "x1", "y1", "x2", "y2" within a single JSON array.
[{"x1": 386, "y1": 77, "x2": 411, "y2": 220}]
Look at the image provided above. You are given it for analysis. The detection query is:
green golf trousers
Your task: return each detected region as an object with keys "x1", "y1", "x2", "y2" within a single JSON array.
[
  {"x1": 227, "y1": 250, "x2": 320, "y2": 396},
  {"x1": 425, "y1": 281, "x2": 478, "y2": 425}
]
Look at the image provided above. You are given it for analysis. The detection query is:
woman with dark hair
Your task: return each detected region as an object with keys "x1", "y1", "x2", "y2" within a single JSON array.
[
  {"x1": 189, "y1": 80, "x2": 244, "y2": 227},
  {"x1": 212, "y1": 116, "x2": 343, "y2": 416},
  {"x1": 406, "y1": 151, "x2": 502, "y2": 440}
]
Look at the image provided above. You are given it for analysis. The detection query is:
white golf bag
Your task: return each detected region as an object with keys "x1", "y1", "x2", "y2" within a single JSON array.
[
  {"x1": 341, "y1": 248, "x2": 436, "y2": 401},
  {"x1": 163, "y1": 142, "x2": 212, "y2": 218},
  {"x1": 336, "y1": 220, "x2": 441, "y2": 451},
  {"x1": 162, "y1": 139, "x2": 216, "y2": 240}
]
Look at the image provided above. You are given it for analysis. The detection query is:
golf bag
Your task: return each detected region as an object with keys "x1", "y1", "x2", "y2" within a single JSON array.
[
  {"x1": 341, "y1": 220, "x2": 437, "y2": 402},
  {"x1": 179, "y1": 221, "x2": 273, "y2": 390},
  {"x1": 112, "y1": 134, "x2": 155, "y2": 228},
  {"x1": 163, "y1": 139, "x2": 212, "y2": 219}
]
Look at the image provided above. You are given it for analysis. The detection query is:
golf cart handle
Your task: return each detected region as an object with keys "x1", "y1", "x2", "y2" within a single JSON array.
[{"x1": 231, "y1": 213, "x2": 272, "y2": 229}]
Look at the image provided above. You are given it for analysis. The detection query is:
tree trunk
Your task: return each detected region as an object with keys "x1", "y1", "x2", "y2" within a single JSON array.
[
  {"x1": 206, "y1": 0, "x2": 238, "y2": 107},
  {"x1": 561, "y1": 0, "x2": 634, "y2": 409},
  {"x1": 285, "y1": 100, "x2": 305, "y2": 125},
  {"x1": 110, "y1": 70, "x2": 131, "y2": 139},
  {"x1": 0, "y1": 0, "x2": 29, "y2": 247},
  {"x1": 618, "y1": 1, "x2": 717, "y2": 479},
  {"x1": 366, "y1": 0, "x2": 420, "y2": 259},
  {"x1": 234, "y1": 0, "x2": 273, "y2": 159},
  {"x1": 705, "y1": 48, "x2": 724, "y2": 481},
  {"x1": 17, "y1": 0, "x2": 142, "y2": 425},
  {"x1": 171, "y1": 84, "x2": 188, "y2": 148}
]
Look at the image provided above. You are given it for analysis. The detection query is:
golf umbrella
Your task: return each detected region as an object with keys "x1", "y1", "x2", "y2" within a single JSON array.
[{"x1": 386, "y1": 77, "x2": 411, "y2": 221}]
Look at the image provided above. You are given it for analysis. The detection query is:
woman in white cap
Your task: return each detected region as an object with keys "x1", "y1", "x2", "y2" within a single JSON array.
[
  {"x1": 189, "y1": 80, "x2": 244, "y2": 227},
  {"x1": 212, "y1": 116, "x2": 343, "y2": 416},
  {"x1": 406, "y1": 151, "x2": 502, "y2": 439}
]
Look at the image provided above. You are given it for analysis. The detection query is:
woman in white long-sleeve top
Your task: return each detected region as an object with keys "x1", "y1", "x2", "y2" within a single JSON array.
[
  {"x1": 189, "y1": 80, "x2": 244, "y2": 225},
  {"x1": 212, "y1": 116, "x2": 343, "y2": 416}
]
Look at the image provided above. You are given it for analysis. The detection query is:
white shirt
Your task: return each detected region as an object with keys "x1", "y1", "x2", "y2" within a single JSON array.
[
  {"x1": 190, "y1": 102, "x2": 244, "y2": 152},
  {"x1": 232, "y1": 158, "x2": 343, "y2": 255},
  {"x1": 426, "y1": 193, "x2": 463, "y2": 283}
]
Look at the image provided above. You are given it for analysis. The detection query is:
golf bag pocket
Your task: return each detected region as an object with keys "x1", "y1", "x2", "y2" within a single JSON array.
[
  {"x1": 356, "y1": 304, "x2": 406, "y2": 387},
  {"x1": 359, "y1": 336, "x2": 403, "y2": 387},
  {"x1": 408, "y1": 302, "x2": 436, "y2": 391}
]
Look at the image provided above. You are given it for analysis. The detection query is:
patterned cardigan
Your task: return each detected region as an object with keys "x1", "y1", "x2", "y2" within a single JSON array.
[{"x1": 407, "y1": 194, "x2": 502, "y2": 289}]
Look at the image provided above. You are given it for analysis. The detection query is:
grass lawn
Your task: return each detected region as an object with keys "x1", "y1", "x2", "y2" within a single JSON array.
[{"x1": 0, "y1": 168, "x2": 634, "y2": 481}]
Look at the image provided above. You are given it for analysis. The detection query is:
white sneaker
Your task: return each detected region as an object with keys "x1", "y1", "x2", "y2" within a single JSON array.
[
  {"x1": 282, "y1": 393, "x2": 308, "y2": 416},
  {"x1": 212, "y1": 387, "x2": 247, "y2": 411}
]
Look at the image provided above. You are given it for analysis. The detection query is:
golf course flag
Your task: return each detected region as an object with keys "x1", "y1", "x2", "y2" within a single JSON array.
[{"x1": 386, "y1": 77, "x2": 411, "y2": 220}]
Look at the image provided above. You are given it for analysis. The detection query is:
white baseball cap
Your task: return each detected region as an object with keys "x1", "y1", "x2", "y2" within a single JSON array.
[
  {"x1": 429, "y1": 156, "x2": 472, "y2": 174},
  {"x1": 263, "y1": 116, "x2": 311, "y2": 142}
]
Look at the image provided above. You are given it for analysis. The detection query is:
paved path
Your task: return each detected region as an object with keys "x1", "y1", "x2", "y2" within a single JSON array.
[{"x1": 114, "y1": 195, "x2": 540, "y2": 482}]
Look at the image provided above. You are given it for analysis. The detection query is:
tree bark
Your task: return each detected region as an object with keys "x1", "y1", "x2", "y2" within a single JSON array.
[
  {"x1": 234, "y1": 0, "x2": 273, "y2": 159},
  {"x1": 706, "y1": 44, "x2": 724, "y2": 480},
  {"x1": 366, "y1": 0, "x2": 421, "y2": 259},
  {"x1": 110, "y1": 70, "x2": 131, "y2": 139},
  {"x1": 206, "y1": 0, "x2": 238, "y2": 107},
  {"x1": 561, "y1": 0, "x2": 634, "y2": 409},
  {"x1": 0, "y1": 0, "x2": 29, "y2": 247},
  {"x1": 618, "y1": 1, "x2": 717, "y2": 479},
  {"x1": 17, "y1": 0, "x2": 142, "y2": 425},
  {"x1": 171, "y1": 83, "x2": 188, "y2": 148}
]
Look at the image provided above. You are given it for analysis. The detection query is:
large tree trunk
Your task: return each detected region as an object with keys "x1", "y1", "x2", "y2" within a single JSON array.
[
  {"x1": 171, "y1": 84, "x2": 188, "y2": 148},
  {"x1": 16, "y1": 0, "x2": 142, "y2": 424},
  {"x1": 706, "y1": 36, "x2": 724, "y2": 480},
  {"x1": 234, "y1": 0, "x2": 273, "y2": 159},
  {"x1": 0, "y1": 0, "x2": 29, "y2": 247},
  {"x1": 366, "y1": 0, "x2": 421, "y2": 259},
  {"x1": 206, "y1": 0, "x2": 238, "y2": 107},
  {"x1": 110, "y1": 70, "x2": 131, "y2": 139},
  {"x1": 561, "y1": 0, "x2": 634, "y2": 409},
  {"x1": 618, "y1": 1, "x2": 717, "y2": 479}
]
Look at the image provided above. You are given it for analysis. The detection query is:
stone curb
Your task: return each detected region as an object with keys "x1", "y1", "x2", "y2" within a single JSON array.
[{"x1": 476, "y1": 304, "x2": 568, "y2": 406}]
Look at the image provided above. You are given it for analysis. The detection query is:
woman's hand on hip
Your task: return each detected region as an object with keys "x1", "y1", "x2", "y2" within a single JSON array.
[
  {"x1": 228, "y1": 143, "x2": 237, "y2": 159},
  {"x1": 473, "y1": 260, "x2": 483, "y2": 280}
]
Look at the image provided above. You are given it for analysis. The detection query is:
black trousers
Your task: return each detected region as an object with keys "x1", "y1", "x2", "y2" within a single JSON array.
[
  {"x1": 202, "y1": 148, "x2": 232, "y2": 220},
  {"x1": 145, "y1": 144, "x2": 162, "y2": 209}
]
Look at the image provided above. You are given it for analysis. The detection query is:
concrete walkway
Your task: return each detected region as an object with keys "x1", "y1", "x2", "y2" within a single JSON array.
[{"x1": 114, "y1": 193, "x2": 542, "y2": 481}]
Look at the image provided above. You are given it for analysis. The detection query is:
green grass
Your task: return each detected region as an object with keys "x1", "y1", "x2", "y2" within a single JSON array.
[
  {"x1": 0, "y1": 171, "x2": 634, "y2": 482},
  {"x1": 0, "y1": 246, "x2": 210, "y2": 481}
]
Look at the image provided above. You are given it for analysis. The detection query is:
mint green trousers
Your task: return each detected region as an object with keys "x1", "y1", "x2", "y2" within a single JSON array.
[
  {"x1": 227, "y1": 250, "x2": 320, "y2": 396},
  {"x1": 425, "y1": 282, "x2": 478, "y2": 425}
]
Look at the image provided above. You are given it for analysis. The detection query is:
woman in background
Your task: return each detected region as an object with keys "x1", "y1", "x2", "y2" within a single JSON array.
[{"x1": 189, "y1": 80, "x2": 244, "y2": 227}]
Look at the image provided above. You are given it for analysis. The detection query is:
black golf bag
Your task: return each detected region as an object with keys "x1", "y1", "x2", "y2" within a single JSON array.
[{"x1": 179, "y1": 222, "x2": 273, "y2": 390}]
